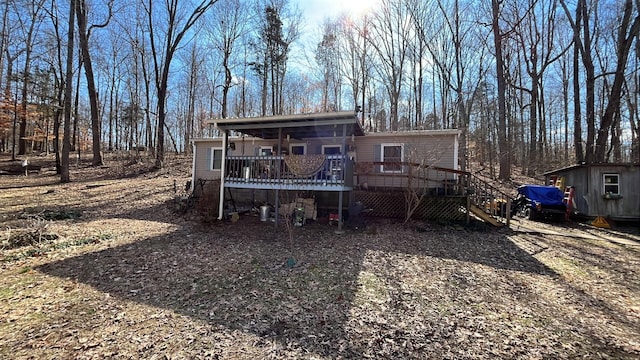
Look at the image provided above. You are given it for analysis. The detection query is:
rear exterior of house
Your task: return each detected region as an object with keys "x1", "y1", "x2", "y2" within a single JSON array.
[
  {"x1": 351, "y1": 130, "x2": 459, "y2": 190},
  {"x1": 192, "y1": 129, "x2": 460, "y2": 191},
  {"x1": 191, "y1": 127, "x2": 462, "y2": 220},
  {"x1": 544, "y1": 163, "x2": 640, "y2": 221}
]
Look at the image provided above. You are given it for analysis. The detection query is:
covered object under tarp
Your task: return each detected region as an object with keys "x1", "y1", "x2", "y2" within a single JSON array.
[{"x1": 517, "y1": 185, "x2": 565, "y2": 206}]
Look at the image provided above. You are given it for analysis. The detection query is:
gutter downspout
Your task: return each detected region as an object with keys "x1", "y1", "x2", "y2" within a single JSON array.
[{"x1": 217, "y1": 131, "x2": 228, "y2": 220}]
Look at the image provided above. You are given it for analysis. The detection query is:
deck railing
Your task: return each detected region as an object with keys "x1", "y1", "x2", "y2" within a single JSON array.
[
  {"x1": 224, "y1": 154, "x2": 353, "y2": 189},
  {"x1": 354, "y1": 161, "x2": 468, "y2": 196}
]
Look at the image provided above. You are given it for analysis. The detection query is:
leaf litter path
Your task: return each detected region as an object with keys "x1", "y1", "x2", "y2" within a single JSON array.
[
  {"x1": 511, "y1": 218, "x2": 640, "y2": 247},
  {"x1": 1, "y1": 163, "x2": 639, "y2": 359}
]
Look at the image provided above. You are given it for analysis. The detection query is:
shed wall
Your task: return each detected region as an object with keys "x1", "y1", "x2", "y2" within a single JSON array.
[{"x1": 551, "y1": 164, "x2": 639, "y2": 220}]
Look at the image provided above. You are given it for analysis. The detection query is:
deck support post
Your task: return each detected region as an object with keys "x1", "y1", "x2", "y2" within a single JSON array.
[
  {"x1": 274, "y1": 128, "x2": 282, "y2": 228},
  {"x1": 218, "y1": 131, "x2": 229, "y2": 220},
  {"x1": 466, "y1": 194, "x2": 471, "y2": 224},
  {"x1": 336, "y1": 124, "x2": 348, "y2": 233}
]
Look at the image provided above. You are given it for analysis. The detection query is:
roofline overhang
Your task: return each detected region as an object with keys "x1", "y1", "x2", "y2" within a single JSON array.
[
  {"x1": 207, "y1": 111, "x2": 364, "y2": 139},
  {"x1": 543, "y1": 162, "x2": 640, "y2": 175}
]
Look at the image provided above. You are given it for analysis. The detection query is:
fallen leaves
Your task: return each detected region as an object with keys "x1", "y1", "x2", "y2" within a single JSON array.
[{"x1": 0, "y1": 153, "x2": 639, "y2": 359}]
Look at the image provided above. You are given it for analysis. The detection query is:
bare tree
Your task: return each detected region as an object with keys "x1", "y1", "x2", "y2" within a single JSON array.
[
  {"x1": 0, "y1": 0, "x2": 11, "y2": 91},
  {"x1": 368, "y1": 0, "x2": 410, "y2": 131},
  {"x1": 207, "y1": 0, "x2": 247, "y2": 119},
  {"x1": 143, "y1": 0, "x2": 218, "y2": 168},
  {"x1": 491, "y1": 0, "x2": 510, "y2": 180},
  {"x1": 316, "y1": 19, "x2": 341, "y2": 111},
  {"x1": 336, "y1": 13, "x2": 370, "y2": 120},
  {"x1": 62, "y1": 0, "x2": 76, "y2": 183},
  {"x1": 510, "y1": 0, "x2": 571, "y2": 174},
  {"x1": 594, "y1": 0, "x2": 639, "y2": 162},
  {"x1": 76, "y1": 0, "x2": 114, "y2": 166},
  {"x1": 13, "y1": 0, "x2": 47, "y2": 155}
]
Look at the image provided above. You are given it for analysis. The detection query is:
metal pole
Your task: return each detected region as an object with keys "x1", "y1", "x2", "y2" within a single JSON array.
[
  {"x1": 274, "y1": 128, "x2": 282, "y2": 228},
  {"x1": 337, "y1": 124, "x2": 348, "y2": 234},
  {"x1": 217, "y1": 131, "x2": 228, "y2": 220}
]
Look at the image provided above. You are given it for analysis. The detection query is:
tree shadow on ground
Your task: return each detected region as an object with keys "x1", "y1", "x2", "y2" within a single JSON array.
[{"x1": 36, "y1": 216, "x2": 564, "y2": 358}]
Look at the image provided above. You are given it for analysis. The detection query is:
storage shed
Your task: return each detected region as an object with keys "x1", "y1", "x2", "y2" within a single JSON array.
[{"x1": 544, "y1": 163, "x2": 640, "y2": 221}]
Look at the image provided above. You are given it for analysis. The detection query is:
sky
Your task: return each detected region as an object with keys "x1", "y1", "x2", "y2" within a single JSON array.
[
  {"x1": 292, "y1": 0, "x2": 378, "y2": 33},
  {"x1": 289, "y1": 0, "x2": 377, "y2": 66},
  {"x1": 292, "y1": 0, "x2": 371, "y2": 26}
]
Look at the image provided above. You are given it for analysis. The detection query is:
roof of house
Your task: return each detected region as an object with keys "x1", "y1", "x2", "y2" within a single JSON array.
[
  {"x1": 209, "y1": 111, "x2": 365, "y2": 140},
  {"x1": 543, "y1": 162, "x2": 640, "y2": 175},
  {"x1": 362, "y1": 129, "x2": 461, "y2": 137}
]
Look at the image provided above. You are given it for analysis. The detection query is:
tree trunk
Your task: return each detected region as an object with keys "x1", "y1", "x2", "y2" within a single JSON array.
[
  {"x1": 594, "y1": 0, "x2": 639, "y2": 162},
  {"x1": 76, "y1": 0, "x2": 103, "y2": 166},
  {"x1": 61, "y1": 0, "x2": 75, "y2": 183},
  {"x1": 492, "y1": 0, "x2": 510, "y2": 180}
]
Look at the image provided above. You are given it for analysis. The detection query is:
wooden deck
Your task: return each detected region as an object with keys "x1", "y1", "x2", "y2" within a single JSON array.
[
  {"x1": 223, "y1": 154, "x2": 353, "y2": 191},
  {"x1": 213, "y1": 157, "x2": 513, "y2": 225}
]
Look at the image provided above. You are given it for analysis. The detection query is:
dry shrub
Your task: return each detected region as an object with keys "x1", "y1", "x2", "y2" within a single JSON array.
[{"x1": 194, "y1": 179, "x2": 221, "y2": 223}]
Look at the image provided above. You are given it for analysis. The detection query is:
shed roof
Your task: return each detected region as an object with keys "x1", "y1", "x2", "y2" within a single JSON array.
[
  {"x1": 542, "y1": 163, "x2": 640, "y2": 175},
  {"x1": 209, "y1": 111, "x2": 364, "y2": 140}
]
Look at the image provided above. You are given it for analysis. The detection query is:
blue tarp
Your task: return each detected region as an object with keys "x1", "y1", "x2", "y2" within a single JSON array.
[{"x1": 517, "y1": 185, "x2": 565, "y2": 206}]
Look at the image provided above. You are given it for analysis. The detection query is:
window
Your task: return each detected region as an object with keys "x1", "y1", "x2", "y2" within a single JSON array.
[
  {"x1": 603, "y1": 173, "x2": 620, "y2": 195},
  {"x1": 381, "y1": 143, "x2": 404, "y2": 173},
  {"x1": 210, "y1": 147, "x2": 223, "y2": 170},
  {"x1": 290, "y1": 143, "x2": 306, "y2": 155},
  {"x1": 259, "y1": 146, "x2": 273, "y2": 156},
  {"x1": 322, "y1": 145, "x2": 341, "y2": 155}
]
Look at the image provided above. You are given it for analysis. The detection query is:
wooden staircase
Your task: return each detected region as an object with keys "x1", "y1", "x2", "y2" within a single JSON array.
[
  {"x1": 469, "y1": 204, "x2": 504, "y2": 227},
  {"x1": 466, "y1": 174, "x2": 515, "y2": 227}
]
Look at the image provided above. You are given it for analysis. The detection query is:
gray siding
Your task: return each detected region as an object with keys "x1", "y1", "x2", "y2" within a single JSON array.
[
  {"x1": 350, "y1": 132, "x2": 458, "y2": 189},
  {"x1": 193, "y1": 140, "x2": 220, "y2": 181},
  {"x1": 550, "y1": 164, "x2": 639, "y2": 220},
  {"x1": 193, "y1": 130, "x2": 460, "y2": 192},
  {"x1": 193, "y1": 138, "x2": 275, "y2": 181}
]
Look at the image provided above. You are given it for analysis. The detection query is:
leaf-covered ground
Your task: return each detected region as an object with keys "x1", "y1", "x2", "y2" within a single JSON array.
[{"x1": 1, "y1": 154, "x2": 639, "y2": 359}]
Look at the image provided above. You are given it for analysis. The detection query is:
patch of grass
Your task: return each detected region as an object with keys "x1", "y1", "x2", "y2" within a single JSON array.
[
  {"x1": 546, "y1": 256, "x2": 588, "y2": 278},
  {"x1": 2, "y1": 229, "x2": 59, "y2": 250},
  {"x1": 22, "y1": 208, "x2": 82, "y2": 221},
  {"x1": 2, "y1": 233, "x2": 113, "y2": 262},
  {"x1": 0, "y1": 287, "x2": 13, "y2": 301},
  {"x1": 51, "y1": 233, "x2": 112, "y2": 250},
  {"x1": 355, "y1": 271, "x2": 389, "y2": 306}
]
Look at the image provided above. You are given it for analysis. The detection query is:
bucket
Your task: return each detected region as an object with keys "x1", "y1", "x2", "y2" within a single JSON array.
[{"x1": 259, "y1": 205, "x2": 270, "y2": 222}]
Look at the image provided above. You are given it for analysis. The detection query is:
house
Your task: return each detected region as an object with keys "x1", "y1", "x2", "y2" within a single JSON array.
[
  {"x1": 191, "y1": 111, "x2": 465, "y2": 227},
  {"x1": 543, "y1": 163, "x2": 640, "y2": 222}
]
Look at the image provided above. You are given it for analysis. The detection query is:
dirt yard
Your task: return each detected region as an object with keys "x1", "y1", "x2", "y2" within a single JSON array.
[{"x1": 1, "y1": 153, "x2": 639, "y2": 359}]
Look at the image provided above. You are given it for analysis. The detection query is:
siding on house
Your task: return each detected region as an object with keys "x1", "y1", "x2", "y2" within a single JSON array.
[
  {"x1": 193, "y1": 130, "x2": 460, "y2": 191},
  {"x1": 352, "y1": 131, "x2": 459, "y2": 167},
  {"x1": 193, "y1": 137, "x2": 274, "y2": 181},
  {"x1": 347, "y1": 130, "x2": 459, "y2": 190},
  {"x1": 545, "y1": 163, "x2": 640, "y2": 220}
]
